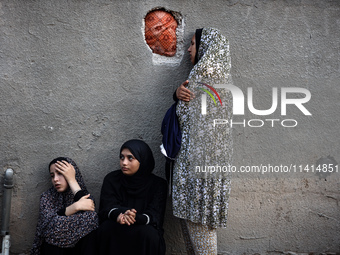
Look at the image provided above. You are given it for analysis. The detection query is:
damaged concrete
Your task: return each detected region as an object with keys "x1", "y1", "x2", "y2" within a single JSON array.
[{"x1": 0, "y1": 0, "x2": 339, "y2": 254}]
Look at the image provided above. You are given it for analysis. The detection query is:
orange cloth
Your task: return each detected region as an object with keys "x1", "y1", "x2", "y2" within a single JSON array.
[{"x1": 145, "y1": 10, "x2": 178, "y2": 57}]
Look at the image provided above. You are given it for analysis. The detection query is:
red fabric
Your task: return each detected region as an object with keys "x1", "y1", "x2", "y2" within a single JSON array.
[{"x1": 145, "y1": 10, "x2": 178, "y2": 57}]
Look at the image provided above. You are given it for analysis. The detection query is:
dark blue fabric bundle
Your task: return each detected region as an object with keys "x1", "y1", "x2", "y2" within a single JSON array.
[{"x1": 161, "y1": 102, "x2": 181, "y2": 161}]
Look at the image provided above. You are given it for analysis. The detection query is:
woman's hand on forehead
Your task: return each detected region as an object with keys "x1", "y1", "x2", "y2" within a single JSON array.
[{"x1": 55, "y1": 160, "x2": 80, "y2": 193}]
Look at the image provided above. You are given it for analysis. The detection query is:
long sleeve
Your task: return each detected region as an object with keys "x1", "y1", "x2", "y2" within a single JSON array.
[
  {"x1": 34, "y1": 190, "x2": 98, "y2": 249},
  {"x1": 173, "y1": 90, "x2": 179, "y2": 102},
  {"x1": 143, "y1": 176, "x2": 168, "y2": 230},
  {"x1": 57, "y1": 190, "x2": 89, "y2": 216},
  {"x1": 99, "y1": 171, "x2": 167, "y2": 229},
  {"x1": 98, "y1": 171, "x2": 130, "y2": 222}
]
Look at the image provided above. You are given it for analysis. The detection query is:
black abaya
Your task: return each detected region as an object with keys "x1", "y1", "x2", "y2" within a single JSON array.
[{"x1": 98, "y1": 170, "x2": 167, "y2": 255}]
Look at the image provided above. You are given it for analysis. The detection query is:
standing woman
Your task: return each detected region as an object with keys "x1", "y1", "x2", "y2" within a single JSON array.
[
  {"x1": 173, "y1": 28, "x2": 233, "y2": 254},
  {"x1": 98, "y1": 139, "x2": 167, "y2": 255},
  {"x1": 31, "y1": 157, "x2": 98, "y2": 255}
]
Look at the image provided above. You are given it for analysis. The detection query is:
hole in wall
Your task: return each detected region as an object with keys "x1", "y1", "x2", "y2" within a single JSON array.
[
  {"x1": 143, "y1": 7, "x2": 184, "y2": 66},
  {"x1": 145, "y1": 9, "x2": 178, "y2": 56}
]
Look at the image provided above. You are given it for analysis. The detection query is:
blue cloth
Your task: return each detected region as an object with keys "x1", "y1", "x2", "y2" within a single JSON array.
[{"x1": 161, "y1": 102, "x2": 181, "y2": 161}]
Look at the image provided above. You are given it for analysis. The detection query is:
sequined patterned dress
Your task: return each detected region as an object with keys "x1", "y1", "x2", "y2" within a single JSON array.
[{"x1": 172, "y1": 28, "x2": 233, "y2": 228}]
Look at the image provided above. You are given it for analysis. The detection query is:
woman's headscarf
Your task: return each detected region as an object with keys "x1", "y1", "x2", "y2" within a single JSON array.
[
  {"x1": 31, "y1": 157, "x2": 98, "y2": 255},
  {"x1": 120, "y1": 139, "x2": 155, "y2": 197},
  {"x1": 47, "y1": 157, "x2": 88, "y2": 204}
]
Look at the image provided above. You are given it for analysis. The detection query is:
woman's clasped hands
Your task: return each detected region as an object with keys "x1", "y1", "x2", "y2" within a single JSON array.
[{"x1": 117, "y1": 209, "x2": 137, "y2": 226}]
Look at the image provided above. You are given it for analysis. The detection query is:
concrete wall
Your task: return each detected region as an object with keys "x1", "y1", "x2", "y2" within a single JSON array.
[{"x1": 0, "y1": 0, "x2": 339, "y2": 254}]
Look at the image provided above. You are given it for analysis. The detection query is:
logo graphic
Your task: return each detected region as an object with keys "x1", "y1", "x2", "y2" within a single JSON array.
[
  {"x1": 200, "y1": 83, "x2": 311, "y2": 116},
  {"x1": 199, "y1": 83, "x2": 312, "y2": 127},
  {"x1": 198, "y1": 82, "x2": 223, "y2": 115}
]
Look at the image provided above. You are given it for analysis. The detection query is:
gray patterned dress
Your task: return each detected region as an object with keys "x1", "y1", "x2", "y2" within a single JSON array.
[{"x1": 173, "y1": 28, "x2": 233, "y2": 229}]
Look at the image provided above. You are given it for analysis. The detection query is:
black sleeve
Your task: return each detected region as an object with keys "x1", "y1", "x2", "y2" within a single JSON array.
[
  {"x1": 142, "y1": 177, "x2": 168, "y2": 229},
  {"x1": 98, "y1": 171, "x2": 130, "y2": 222},
  {"x1": 135, "y1": 213, "x2": 148, "y2": 225},
  {"x1": 56, "y1": 190, "x2": 89, "y2": 216},
  {"x1": 108, "y1": 208, "x2": 126, "y2": 221},
  {"x1": 57, "y1": 208, "x2": 66, "y2": 216},
  {"x1": 173, "y1": 90, "x2": 179, "y2": 102},
  {"x1": 74, "y1": 190, "x2": 87, "y2": 202}
]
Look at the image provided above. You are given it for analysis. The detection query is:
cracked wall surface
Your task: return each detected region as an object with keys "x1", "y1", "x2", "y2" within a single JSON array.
[{"x1": 0, "y1": 0, "x2": 339, "y2": 254}]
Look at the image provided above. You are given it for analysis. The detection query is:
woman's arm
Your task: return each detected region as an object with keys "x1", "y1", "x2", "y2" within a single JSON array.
[
  {"x1": 65, "y1": 194, "x2": 95, "y2": 216},
  {"x1": 98, "y1": 171, "x2": 130, "y2": 222},
  {"x1": 36, "y1": 191, "x2": 98, "y2": 248},
  {"x1": 54, "y1": 160, "x2": 95, "y2": 216},
  {"x1": 136, "y1": 177, "x2": 168, "y2": 228}
]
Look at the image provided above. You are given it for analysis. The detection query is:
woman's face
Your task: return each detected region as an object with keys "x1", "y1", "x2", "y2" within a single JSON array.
[
  {"x1": 50, "y1": 164, "x2": 68, "y2": 192},
  {"x1": 120, "y1": 148, "x2": 140, "y2": 176},
  {"x1": 188, "y1": 34, "x2": 196, "y2": 65}
]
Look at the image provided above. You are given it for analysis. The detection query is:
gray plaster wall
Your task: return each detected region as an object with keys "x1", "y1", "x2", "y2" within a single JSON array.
[{"x1": 0, "y1": 0, "x2": 339, "y2": 254}]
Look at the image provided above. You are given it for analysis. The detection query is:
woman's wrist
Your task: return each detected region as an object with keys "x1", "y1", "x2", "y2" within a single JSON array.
[
  {"x1": 68, "y1": 180, "x2": 82, "y2": 195},
  {"x1": 73, "y1": 189, "x2": 82, "y2": 195},
  {"x1": 65, "y1": 203, "x2": 79, "y2": 216}
]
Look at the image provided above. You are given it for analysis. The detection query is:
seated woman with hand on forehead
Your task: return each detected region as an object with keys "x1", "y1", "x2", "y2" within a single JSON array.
[
  {"x1": 98, "y1": 139, "x2": 168, "y2": 255},
  {"x1": 31, "y1": 157, "x2": 98, "y2": 255}
]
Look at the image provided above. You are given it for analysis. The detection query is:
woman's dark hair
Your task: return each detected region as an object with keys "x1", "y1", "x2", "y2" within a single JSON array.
[{"x1": 194, "y1": 28, "x2": 203, "y2": 64}]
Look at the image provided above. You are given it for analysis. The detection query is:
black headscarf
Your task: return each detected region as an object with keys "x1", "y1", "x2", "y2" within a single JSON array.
[
  {"x1": 194, "y1": 28, "x2": 203, "y2": 65},
  {"x1": 120, "y1": 139, "x2": 155, "y2": 197}
]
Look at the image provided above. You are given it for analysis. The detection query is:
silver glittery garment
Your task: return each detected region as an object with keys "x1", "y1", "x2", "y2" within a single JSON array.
[{"x1": 173, "y1": 28, "x2": 233, "y2": 228}]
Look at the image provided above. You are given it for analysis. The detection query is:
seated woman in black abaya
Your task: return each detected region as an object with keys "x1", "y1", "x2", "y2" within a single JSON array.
[{"x1": 98, "y1": 139, "x2": 167, "y2": 255}]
